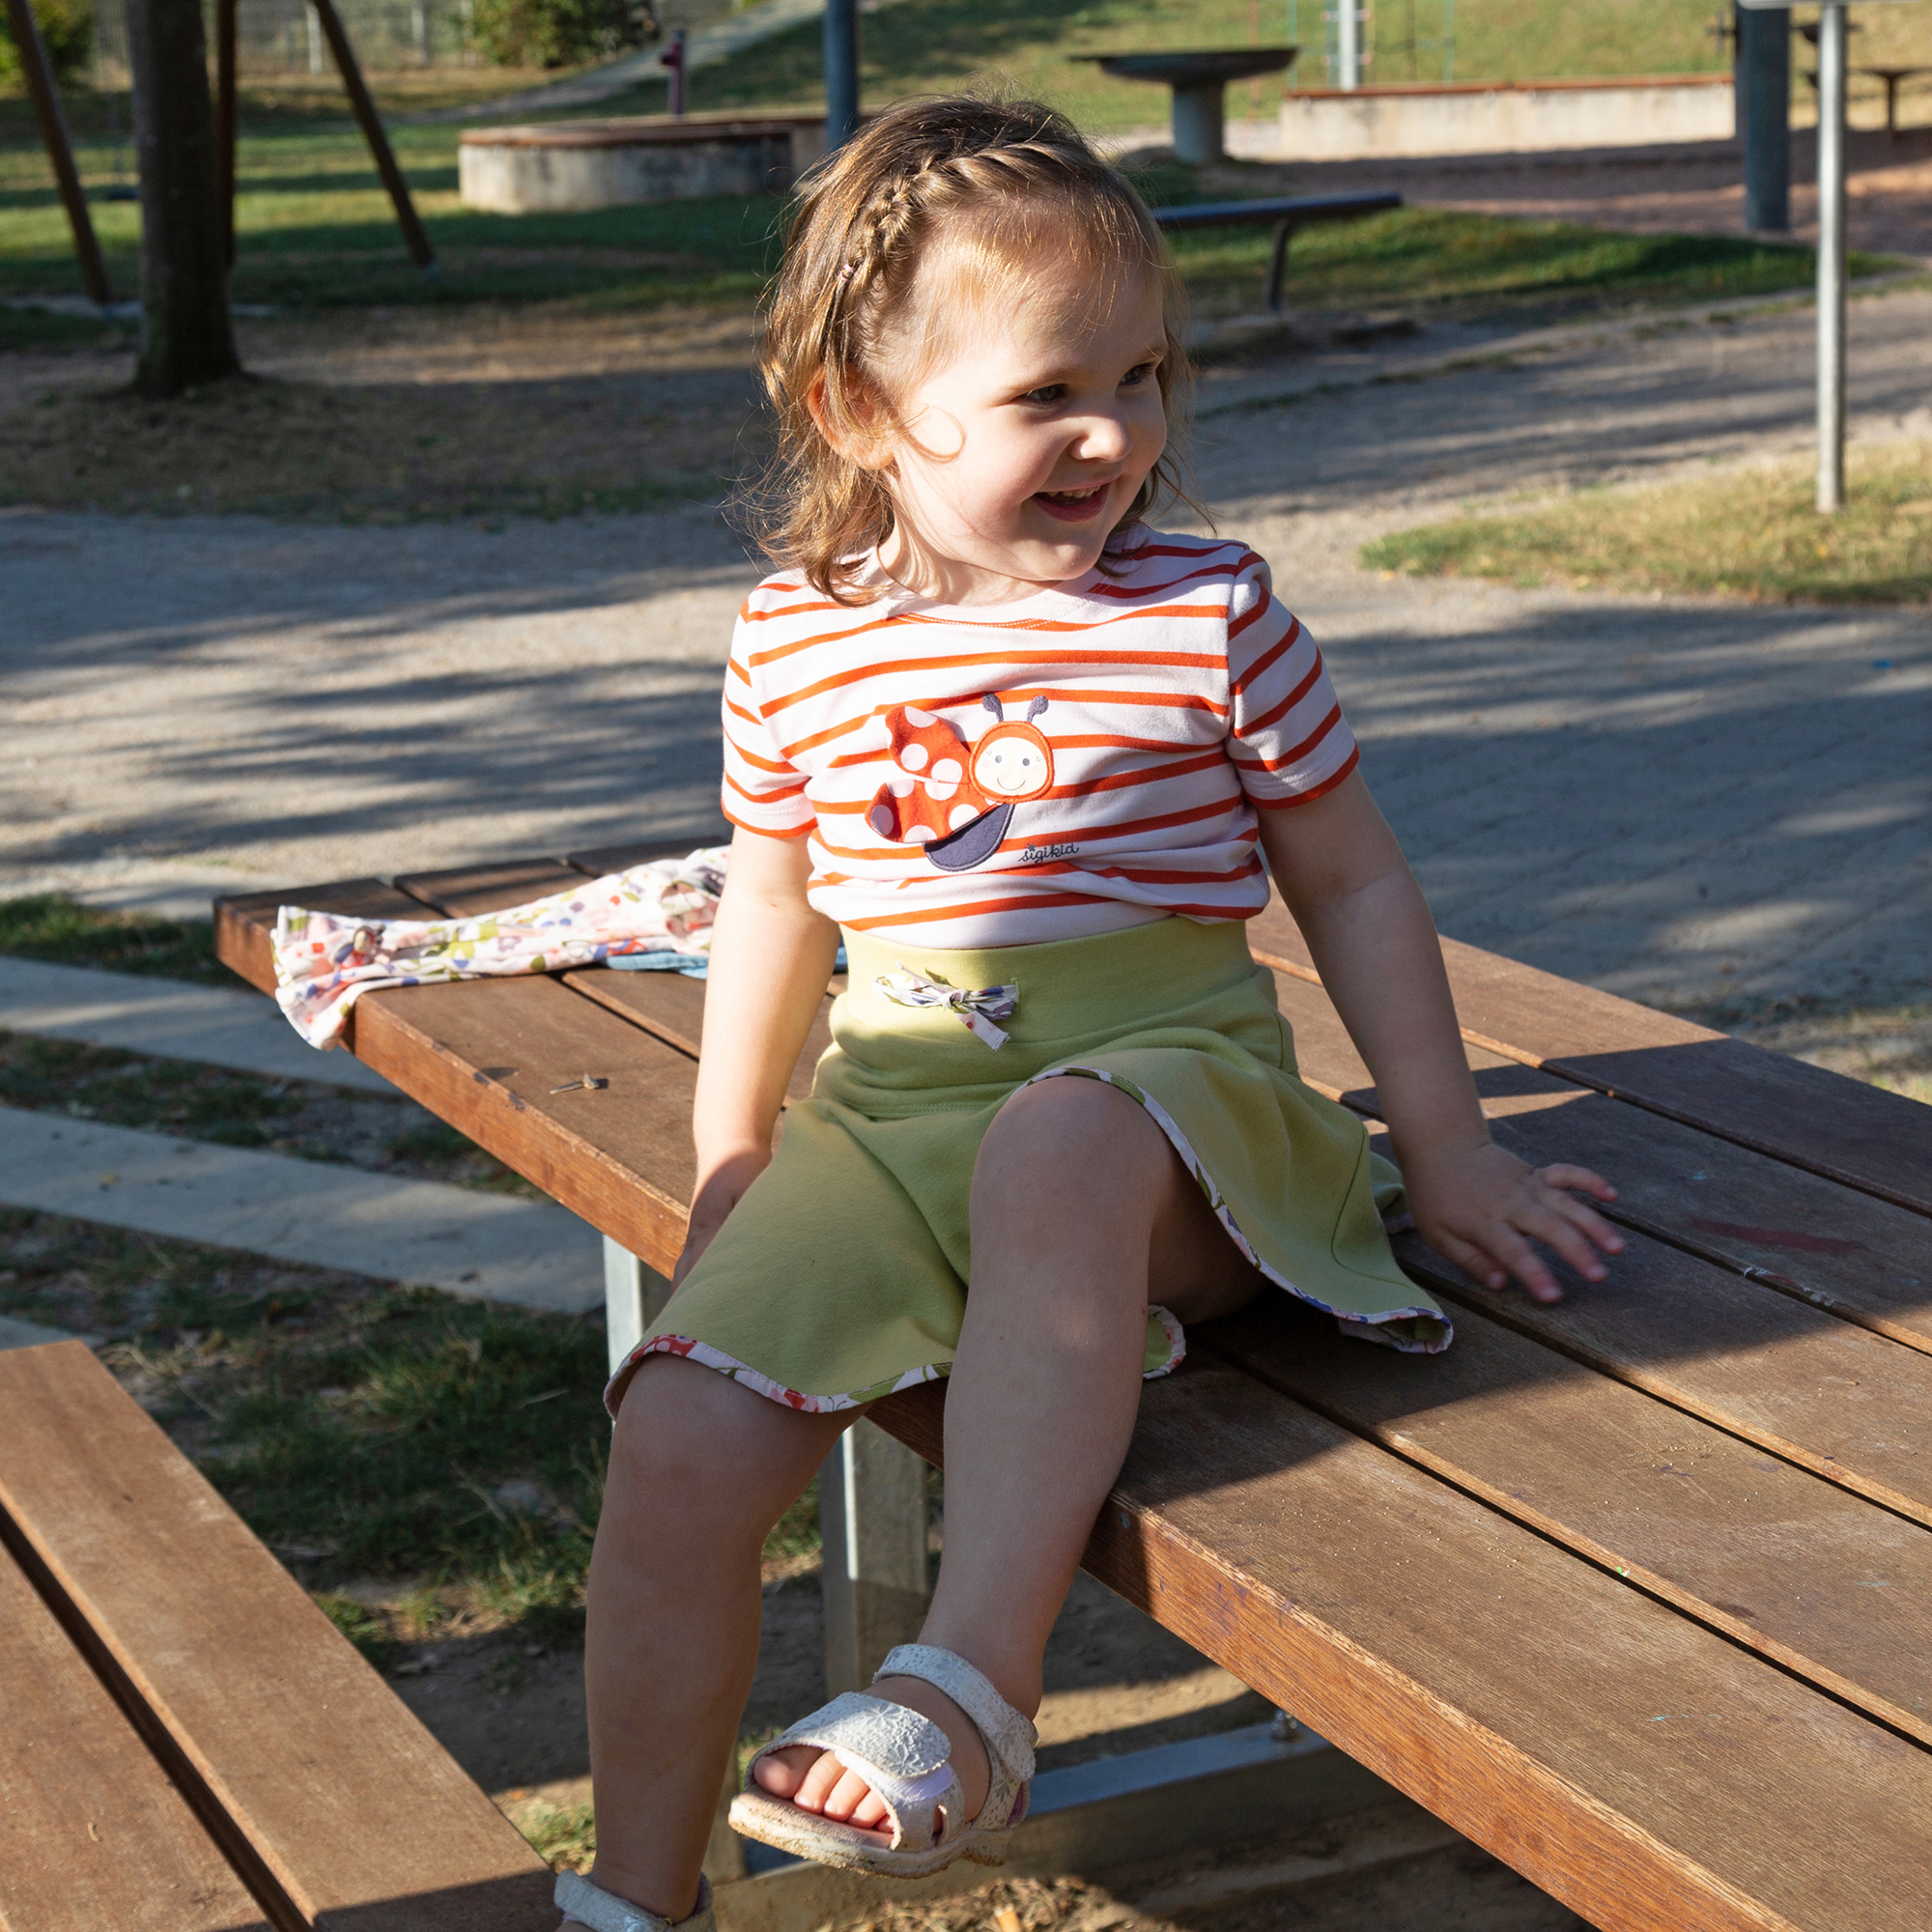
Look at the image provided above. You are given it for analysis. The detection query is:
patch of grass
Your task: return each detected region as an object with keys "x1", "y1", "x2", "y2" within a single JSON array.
[
  {"x1": 0, "y1": 1208, "x2": 823, "y2": 1649},
  {"x1": 0, "y1": 893, "x2": 225, "y2": 981},
  {"x1": 315, "y1": 1590, "x2": 400, "y2": 1669},
  {"x1": 0, "y1": 302, "x2": 136, "y2": 352},
  {"x1": 0, "y1": 1032, "x2": 301, "y2": 1146},
  {"x1": 1360, "y1": 440, "x2": 1932, "y2": 604},
  {"x1": 1154, "y1": 201, "x2": 1859, "y2": 324},
  {"x1": 612, "y1": 0, "x2": 1736, "y2": 133},
  {"x1": 514, "y1": 1797, "x2": 598, "y2": 1874},
  {"x1": 0, "y1": 1029, "x2": 534, "y2": 1189}
]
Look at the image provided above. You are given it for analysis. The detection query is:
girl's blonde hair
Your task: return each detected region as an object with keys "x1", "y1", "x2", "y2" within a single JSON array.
[{"x1": 748, "y1": 94, "x2": 1192, "y2": 603}]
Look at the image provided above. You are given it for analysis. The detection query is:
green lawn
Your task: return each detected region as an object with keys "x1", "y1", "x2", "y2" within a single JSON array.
[
  {"x1": 564, "y1": 0, "x2": 1734, "y2": 128},
  {"x1": 1361, "y1": 440, "x2": 1932, "y2": 605}
]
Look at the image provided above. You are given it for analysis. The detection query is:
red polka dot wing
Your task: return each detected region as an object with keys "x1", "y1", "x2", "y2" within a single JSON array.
[{"x1": 866, "y1": 696, "x2": 1056, "y2": 874}]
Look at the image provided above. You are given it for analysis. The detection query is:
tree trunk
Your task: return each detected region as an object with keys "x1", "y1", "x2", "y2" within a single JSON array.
[{"x1": 126, "y1": 0, "x2": 240, "y2": 396}]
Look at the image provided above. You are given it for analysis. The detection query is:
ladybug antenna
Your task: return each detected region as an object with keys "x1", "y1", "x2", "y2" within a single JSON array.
[
  {"x1": 981, "y1": 693, "x2": 1005, "y2": 721},
  {"x1": 1026, "y1": 696, "x2": 1049, "y2": 724}
]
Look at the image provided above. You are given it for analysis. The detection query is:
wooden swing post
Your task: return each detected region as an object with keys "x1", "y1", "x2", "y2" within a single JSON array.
[
  {"x1": 309, "y1": 0, "x2": 439, "y2": 272},
  {"x1": 3, "y1": 0, "x2": 113, "y2": 304}
]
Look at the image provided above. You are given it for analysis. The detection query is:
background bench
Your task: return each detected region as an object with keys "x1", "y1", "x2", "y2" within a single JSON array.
[
  {"x1": 214, "y1": 847, "x2": 1932, "y2": 1932},
  {"x1": 1150, "y1": 191, "x2": 1403, "y2": 311},
  {"x1": 0, "y1": 1340, "x2": 555, "y2": 1930}
]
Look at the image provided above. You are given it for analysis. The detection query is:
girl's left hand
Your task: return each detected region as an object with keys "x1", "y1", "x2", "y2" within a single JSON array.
[{"x1": 1400, "y1": 1139, "x2": 1623, "y2": 1304}]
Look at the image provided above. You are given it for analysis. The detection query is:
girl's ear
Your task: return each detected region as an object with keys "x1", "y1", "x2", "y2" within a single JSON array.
[{"x1": 807, "y1": 371, "x2": 895, "y2": 473}]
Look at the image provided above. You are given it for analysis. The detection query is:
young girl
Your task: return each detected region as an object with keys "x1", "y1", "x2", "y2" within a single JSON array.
[{"x1": 556, "y1": 94, "x2": 1621, "y2": 1932}]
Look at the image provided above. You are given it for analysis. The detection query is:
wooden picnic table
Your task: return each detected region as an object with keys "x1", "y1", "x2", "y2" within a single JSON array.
[{"x1": 213, "y1": 842, "x2": 1932, "y2": 1932}]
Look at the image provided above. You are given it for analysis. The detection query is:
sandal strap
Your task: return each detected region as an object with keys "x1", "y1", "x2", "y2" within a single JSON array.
[
  {"x1": 555, "y1": 1871, "x2": 712, "y2": 1932},
  {"x1": 874, "y1": 1644, "x2": 1037, "y2": 1785}
]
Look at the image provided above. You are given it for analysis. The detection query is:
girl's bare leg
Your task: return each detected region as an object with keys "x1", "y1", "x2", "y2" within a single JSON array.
[
  {"x1": 757, "y1": 1075, "x2": 1259, "y2": 1832},
  {"x1": 583, "y1": 1352, "x2": 849, "y2": 1918}
]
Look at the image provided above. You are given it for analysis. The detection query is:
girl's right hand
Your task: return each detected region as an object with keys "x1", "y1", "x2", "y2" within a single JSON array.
[{"x1": 672, "y1": 1146, "x2": 771, "y2": 1288}]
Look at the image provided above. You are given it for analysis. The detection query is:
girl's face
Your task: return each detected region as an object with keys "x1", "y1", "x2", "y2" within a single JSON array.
[{"x1": 870, "y1": 251, "x2": 1169, "y2": 606}]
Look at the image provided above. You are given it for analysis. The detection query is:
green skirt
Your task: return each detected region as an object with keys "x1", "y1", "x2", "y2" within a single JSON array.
[{"x1": 606, "y1": 916, "x2": 1450, "y2": 1416}]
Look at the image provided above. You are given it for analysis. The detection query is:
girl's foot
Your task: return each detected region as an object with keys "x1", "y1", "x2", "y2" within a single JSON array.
[{"x1": 752, "y1": 1673, "x2": 990, "y2": 1841}]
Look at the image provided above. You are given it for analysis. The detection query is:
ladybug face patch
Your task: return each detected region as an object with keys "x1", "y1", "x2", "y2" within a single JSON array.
[{"x1": 866, "y1": 695, "x2": 1056, "y2": 872}]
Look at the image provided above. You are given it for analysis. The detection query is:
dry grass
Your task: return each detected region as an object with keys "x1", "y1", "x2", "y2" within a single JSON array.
[{"x1": 1360, "y1": 440, "x2": 1932, "y2": 606}]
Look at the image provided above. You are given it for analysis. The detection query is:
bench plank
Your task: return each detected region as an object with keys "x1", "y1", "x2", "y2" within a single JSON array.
[
  {"x1": 0, "y1": 1528, "x2": 269, "y2": 1932},
  {"x1": 351, "y1": 977, "x2": 698, "y2": 1274},
  {"x1": 1200, "y1": 1295, "x2": 1932, "y2": 1750},
  {"x1": 1246, "y1": 898, "x2": 1932, "y2": 1218},
  {"x1": 872, "y1": 1364, "x2": 1932, "y2": 1932},
  {"x1": 1268, "y1": 973, "x2": 1932, "y2": 1356},
  {"x1": 0, "y1": 1343, "x2": 554, "y2": 1931}
]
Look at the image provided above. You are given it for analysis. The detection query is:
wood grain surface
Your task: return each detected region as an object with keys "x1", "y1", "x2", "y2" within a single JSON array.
[
  {"x1": 1246, "y1": 895, "x2": 1932, "y2": 1218},
  {"x1": 1200, "y1": 1294, "x2": 1932, "y2": 1749},
  {"x1": 394, "y1": 859, "x2": 588, "y2": 914},
  {"x1": 1381, "y1": 1205, "x2": 1932, "y2": 1527},
  {"x1": 349, "y1": 977, "x2": 698, "y2": 1274},
  {"x1": 0, "y1": 1344, "x2": 554, "y2": 1932},
  {"x1": 1267, "y1": 974, "x2": 1932, "y2": 1357},
  {"x1": 564, "y1": 969, "x2": 835, "y2": 1108},
  {"x1": 0, "y1": 1524, "x2": 269, "y2": 1932},
  {"x1": 874, "y1": 1364, "x2": 1932, "y2": 1932}
]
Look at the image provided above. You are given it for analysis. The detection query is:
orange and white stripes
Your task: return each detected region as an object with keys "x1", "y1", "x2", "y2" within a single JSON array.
[{"x1": 722, "y1": 530, "x2": 1358, "y2": 948}]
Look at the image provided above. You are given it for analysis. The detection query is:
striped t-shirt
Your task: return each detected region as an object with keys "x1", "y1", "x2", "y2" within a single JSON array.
[{"x1": 721, "y1": 528, "x2": 1359, "y2": 948}]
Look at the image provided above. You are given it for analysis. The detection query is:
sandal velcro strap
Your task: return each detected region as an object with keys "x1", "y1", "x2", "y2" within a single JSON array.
[
  {"x1": 874, "y1": 1644, "x2": 1038, "y2": 1785},
  {"x1": 554, "y1": 1870, "x2": 713, "y2": 1932}
]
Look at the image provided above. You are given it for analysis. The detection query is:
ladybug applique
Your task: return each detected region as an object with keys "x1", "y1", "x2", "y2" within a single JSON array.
[{"x1": 867, "y1": 695, "x2": 1055, "y2": 872}]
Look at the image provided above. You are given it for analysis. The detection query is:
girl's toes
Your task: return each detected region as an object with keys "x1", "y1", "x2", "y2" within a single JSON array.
[
  {"x1": 794, "y1": 1747, "x2": 852, "y2": 1813},
  {"x1": 849, "y1": 1783, "x2": 892, "y2": 1829},
  {"x1": 820, "y1": 1766, "x2": 877, "y2": 1822},
  {"x1": 753, "y1": 1743, "x2": 821, "y2": 1800}
]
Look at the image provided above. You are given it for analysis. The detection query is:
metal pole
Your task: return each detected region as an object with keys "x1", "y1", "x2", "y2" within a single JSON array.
[
  {"x1": 4, "y1": 0, "x2": 114, "y2": 304},
  {"x1": 1337, "y1": 0, "x2": 1361, "y2": 89},
  {"x1": 1815, "y1": 1, "x2": 1846, "y2": 514},
  {"x1": 1739, "y1": 3, "x2": 1790, "y2": 232},
  {"x1": 823, "y1": 0, "x2": 860, "y2": 150}
]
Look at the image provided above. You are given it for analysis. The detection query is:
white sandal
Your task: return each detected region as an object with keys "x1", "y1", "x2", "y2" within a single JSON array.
[
  {"x1": 728, "y1": 1643, "x2": 1037, "y2": 1878},
  {"x1": 555, "y1": 1870, "x2": 713, "y2": 1932}
]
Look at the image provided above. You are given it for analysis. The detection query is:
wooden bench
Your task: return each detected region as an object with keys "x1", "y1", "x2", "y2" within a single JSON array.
[
  {"x1": 0, "y1": 1341, "x2": 556, "y2": 1930},
  {"x1": 213, "y1": 845, "x2": 1932, "y2": 1932},
  {"x1": 1149, "y1": 191, "x2": 1403, "y2": 312}
]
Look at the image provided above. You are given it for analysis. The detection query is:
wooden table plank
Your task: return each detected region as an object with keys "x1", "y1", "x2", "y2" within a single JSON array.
[
  {"x1": 564, "y1": 836, "x2": 728, "y2": 876},
  {"x1": 394, "y1": 859, "x2": 589, "y2": 915},
  {"x1": 1380, "y1": 1201, "x2": 1932, "y2": 1528},
  {"x1": 872, "y1": 1365, "x2": 1932, "y2": 1932},
  {"x1": 214, "y1": 879, "x2": 429, "y2": 1012},
  {"x1": 1268, "y1": 974, "x2": 1932, "y2": 1357},
  {"x1": 351, "y1": 977, "x2": 698, "y2": 1275},
  {"x1": 564, "y1": 969, "x2": 836, "y2": 1108},
  {"x1": 1246, "y1": 897, "x2": 1932, "y2": 1218},
  {"x1": 0, "y1": 1344, "x2": 554, "y2": 1932},
  {"x1": 1200, "y1": 1293, "x2": 1932, "y2": 1750},
  {"x1": 0, "y1": 1525, "x2": 270, "y2": 1932}
]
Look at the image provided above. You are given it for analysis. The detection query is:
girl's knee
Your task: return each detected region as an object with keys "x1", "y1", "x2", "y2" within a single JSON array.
[
  {"x1": 972, "y1": 1075, "x2": 1170, "y2": 1217},
  {"x1": 608, "y1": 1355, "x2": 838, "y2": 1528}
]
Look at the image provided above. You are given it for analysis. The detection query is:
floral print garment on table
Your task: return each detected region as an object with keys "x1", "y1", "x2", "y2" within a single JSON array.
[{"x1": 271, "y1": 848, "x2": 729, "y2": 1050}]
